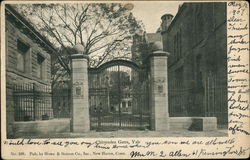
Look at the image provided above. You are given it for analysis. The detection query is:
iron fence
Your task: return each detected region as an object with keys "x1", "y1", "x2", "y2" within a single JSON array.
[
  {"x1": 168, "y1": 74, "x2": 228, "y2": 128},
  {"x1": 52, "y1": 88, "x2": 71, "y2": 118},
  {"x1": 13, "y1": 83, "x2": 53, "y2": 121}
]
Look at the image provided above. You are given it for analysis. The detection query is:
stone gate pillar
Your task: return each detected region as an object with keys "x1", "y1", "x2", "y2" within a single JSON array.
[
  {"x1": 70, "y1": 44, "x2": 90, "y2": 132},
  {"x1": 149, "y1": 42, "x2": 170, "y2": 131}
]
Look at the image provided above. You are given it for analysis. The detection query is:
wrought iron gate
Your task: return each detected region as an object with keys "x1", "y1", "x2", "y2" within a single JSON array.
[{"x1": 88, "y1": 60, "x2": 150, "y2": 131}]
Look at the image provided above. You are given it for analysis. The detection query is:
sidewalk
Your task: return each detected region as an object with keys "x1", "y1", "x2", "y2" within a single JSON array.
[{"x1": 13, "y1": 129, "x2": 228, "y2": 139}]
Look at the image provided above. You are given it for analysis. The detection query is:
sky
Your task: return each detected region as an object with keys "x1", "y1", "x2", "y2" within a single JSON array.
[{"x1": 131, "y1": 1, "x2": 183, "y2": 33}]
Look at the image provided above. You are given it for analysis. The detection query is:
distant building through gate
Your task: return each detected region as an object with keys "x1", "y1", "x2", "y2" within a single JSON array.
[{"x1": 88, "y1": 59, "x2": 150, "y2": 131}]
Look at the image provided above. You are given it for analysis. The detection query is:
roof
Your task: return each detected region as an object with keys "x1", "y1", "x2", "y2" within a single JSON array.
[
  {"x1": 5, "y1": 5, "x2": 57, "y2": 54},
  {"x1": 165, "y1": 3, "x2": 187, "y2": 33}
]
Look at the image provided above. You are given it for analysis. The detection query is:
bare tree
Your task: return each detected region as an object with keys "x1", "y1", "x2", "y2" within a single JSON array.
[{"x1": 12, "y1": 3, "x2": 144, "y2": 88}]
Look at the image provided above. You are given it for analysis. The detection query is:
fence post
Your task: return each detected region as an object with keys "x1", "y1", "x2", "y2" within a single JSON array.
[
  {"x1": 33, "y1": 83, "x2": 36, "y2": 121},
  {"x1": 70, "y1": 44, "x2": 90, "y2": 133},
  {"x1": 148, "y1": 42, "x2": 170, "y2": 131}
]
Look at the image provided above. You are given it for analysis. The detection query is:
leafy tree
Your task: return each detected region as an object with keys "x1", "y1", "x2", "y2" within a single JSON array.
[{"x1": 12, "y1": 3, "x2": 144, "y2": 88}]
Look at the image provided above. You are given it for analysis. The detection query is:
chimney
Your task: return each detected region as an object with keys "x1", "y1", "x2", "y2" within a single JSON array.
[{"x1": 161, "y1": 14, "x2": 174, "y2": 32}]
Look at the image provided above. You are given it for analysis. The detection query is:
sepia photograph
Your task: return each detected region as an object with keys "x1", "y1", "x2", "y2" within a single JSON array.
[
  {"x1": 3, "y1": 1, "x2": 229, "y2": 139},
  {"x1": 2, "y1": 0, "x2": 250, "y2": 159}
]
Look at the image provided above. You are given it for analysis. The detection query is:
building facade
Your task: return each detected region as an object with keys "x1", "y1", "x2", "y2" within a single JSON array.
[
  {"x1": 5, "y1": 5, "x2": 55, "y2": 137},
  {"x1": 161, "y1": 3, "x2": 227, "y2": 127}
]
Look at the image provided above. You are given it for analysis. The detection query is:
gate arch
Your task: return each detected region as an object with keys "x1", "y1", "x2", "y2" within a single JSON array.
[
  {"x1": 88, "y1": 60, "x2": 150, "y2": 131},
  {"x1": 88, "y1": 59, "x2": 141, "y2": 73}
]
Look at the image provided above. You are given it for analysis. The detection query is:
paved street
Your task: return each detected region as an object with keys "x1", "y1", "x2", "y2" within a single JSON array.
[{"x1": 14, "y1": 129, "x2": 228, "y2": 139}]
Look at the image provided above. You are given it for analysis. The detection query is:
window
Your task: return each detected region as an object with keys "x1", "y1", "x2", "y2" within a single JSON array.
[
  {"x1": 175, "y1": 67, "x2": 183, "y2": 88},
  {"x1": 196, "y1": 55, "x2": 203, "y2": 92},
  {"x1": 195, "y1": 4, "x2": 204, "y2": 42},
  {"x1": 128, "y1": 101, "x2": 132, "y2": 107},
  {"x1": 174, "y1": 34, "x2": 177, "y2": 61},
  {"x1": 37, "y1": 53, "x2": 45, "y2": 79},
  {"x1": 174, "y1": 29, "x2": 182, "y2": 61},
  {"x1": 122, "y1": 102, "x2": 126, "y2": 108},
  {"x1": 17, "y1": 39, "x2": 30, "y2": 72},
  {"x1": 179, "y1": 29, "x2": 182, "y2": 57}
]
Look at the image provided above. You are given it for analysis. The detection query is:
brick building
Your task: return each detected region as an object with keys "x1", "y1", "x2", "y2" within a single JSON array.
[
  {"x1": 5, "y1": 5, "x2": 55, "y2": 137},
  {"x1": 161, "y1": 3, "x2": 227, "y2": 128}
]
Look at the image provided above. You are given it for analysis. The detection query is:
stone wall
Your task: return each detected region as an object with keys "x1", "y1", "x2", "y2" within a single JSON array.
[
  {"x1": 12, "y1": 119, "x2": 70, "y2": 137},
  {"x1": 169, "y1": 117, "x2": 217, "y2": 131},
  {"x1": 6, "y1": 21, "x2": 51, "y2": 86}
]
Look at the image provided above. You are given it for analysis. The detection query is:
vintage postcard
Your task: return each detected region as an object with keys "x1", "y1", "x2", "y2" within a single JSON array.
[{"x1": 1, "y1": 0, "x2": 249, "y2": 159}]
